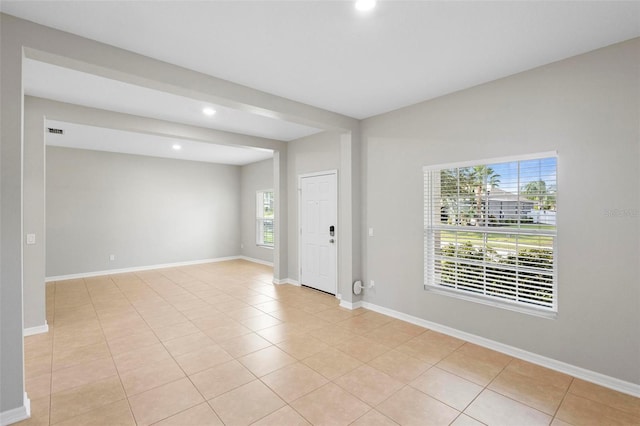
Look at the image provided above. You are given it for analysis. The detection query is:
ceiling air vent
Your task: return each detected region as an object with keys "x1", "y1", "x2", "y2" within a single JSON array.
[{"x1": 47, "y1": 128, "x2": 64, "y2": 135}]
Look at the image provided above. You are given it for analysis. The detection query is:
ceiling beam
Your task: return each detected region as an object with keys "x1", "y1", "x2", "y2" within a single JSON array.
[
  {"x1": 5, "y1": 14, "x2": 359, "y2": 132},
  {"x1": 28, "y1": 96, "x2": 286, "y2": 152}
]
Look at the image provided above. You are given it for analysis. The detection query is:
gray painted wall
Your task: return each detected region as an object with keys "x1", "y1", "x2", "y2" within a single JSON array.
[
  {"x1": 21, "y1": 95, "x2": 285, "y2": 335},
  {"x1": 23, "y1": 98, "x2": 47, "y2": 330},
  {"x1": 286, "y1": 131, "x2": 342, "y2": 282},
  {"x1": 46, "y1": 147, "x2": 241, "y2": 276},
  {"x1": 272, "y1": 150, "x2": 289, "y2": 283},
  {"x1": 240, "y1": 158, "x2": 274, "y2": 263},
  {"x1": 4, "y1": 9, "x2": 635, "y2": 417},
  {"x1": 1, "y1": 13, "x2": 26, "y2": 415},
  {"x1": 1, "y1": 13, "x2": 354, "y2": 417},
  {"x1": 361, "y1": 39, "x2": 640, "y2": 384}
]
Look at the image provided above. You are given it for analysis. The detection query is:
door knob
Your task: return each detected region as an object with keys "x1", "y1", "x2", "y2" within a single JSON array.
[{"x1": 329, "y1": 239, "x2": 335, "y2": 243}]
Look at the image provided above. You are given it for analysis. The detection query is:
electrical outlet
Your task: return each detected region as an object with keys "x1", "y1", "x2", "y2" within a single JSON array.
[
  {"x1": 26, "y1": 233, "x2": 36, "y2": 245},
  {"x1": 240, "y1": 243, "x2": 244, "y2": 249},
  {"x1": 369, "y1": 280, "x2": 375, "y2": 288},
  {"x1": 109, "y1": 254, "x2": 115, "y2": 261}
]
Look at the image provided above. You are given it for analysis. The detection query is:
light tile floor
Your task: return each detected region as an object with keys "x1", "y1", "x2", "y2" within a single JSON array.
[{"x1": 18, "y1": 260, "x2": 640, "y2": 425}]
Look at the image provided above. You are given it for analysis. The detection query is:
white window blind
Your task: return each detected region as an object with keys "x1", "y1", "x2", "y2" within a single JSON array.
[
  {"x1": 424, "y1": 153, "x2": 557, "y2": 312},
  {"x1": 256, "y1": 190, "x2": 274, "y2": 247}
]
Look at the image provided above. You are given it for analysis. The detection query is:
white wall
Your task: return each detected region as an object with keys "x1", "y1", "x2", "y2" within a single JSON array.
[
  {"x1": 240, "y1": 158, "x2": 274, "y2": 264},
  {"x1": 46, "y1": 146, "x2": 241, "y2": 277},
  {"x1": 361, "y1": 38, "x2": 640, "y2": 384},
  {"x1": 286, "y1": 130, "x2": 342, "y2": 281}
]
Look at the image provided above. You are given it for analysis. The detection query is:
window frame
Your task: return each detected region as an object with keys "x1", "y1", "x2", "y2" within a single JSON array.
[
  {"x1": 256, "y1": 189, "x2": 274, "y2": 248},
  {"x1": 423, "y1": 152, "x2": 558, "y2": 318}
]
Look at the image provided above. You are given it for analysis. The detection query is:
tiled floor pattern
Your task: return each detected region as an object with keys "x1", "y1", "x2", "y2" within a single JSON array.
[{"x1": 18, "y1": 260, "x2": 640, "y2": 425}]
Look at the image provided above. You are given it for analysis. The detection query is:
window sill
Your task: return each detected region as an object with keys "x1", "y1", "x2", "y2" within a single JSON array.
[
  {"x1": 257, "y1": 244, "x2": 274, "y2": 250},
  {"x1": 424, "y1": 285, "x2": 557, "y2": 319}
]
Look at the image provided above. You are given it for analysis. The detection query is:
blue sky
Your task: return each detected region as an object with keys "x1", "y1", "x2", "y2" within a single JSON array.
[{"x1": 489, "y1": 157, "x2": 557, "y2": 193}]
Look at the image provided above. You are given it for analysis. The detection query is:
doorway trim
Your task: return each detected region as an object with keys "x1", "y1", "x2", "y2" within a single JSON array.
[{"x1": 298, "y1": 169, "x2": 339, "y2": 297}]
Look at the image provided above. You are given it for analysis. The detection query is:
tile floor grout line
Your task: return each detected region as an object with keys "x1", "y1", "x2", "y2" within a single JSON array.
[
  {"x1": 404, "y1": 366, "x2": 473, "y2": 415},
  {"x1": 459, "y1": 357, "x2": 512, "y2": 424},
  {"x1": 426, "y1": 345, "x2": 515, "y2": 425},
  {"x1": 126, "y1": 268, "x2": 222, "y2": 425},
  {"x1": 50, "y1": 271, "x2": 412, "y2": 424},
  {"x1": 348, "y1": 408, "x2": 401, "y2": 426},
  {"x1": 25, "y1": 261, "x2": 640, "y2": 426},
  {"x1": 47, "y1": 281, "x2": 57, "y2": 426},
  {"x1": 85, "y1": 275, "x2": 138, "y2": 426},
  {"x1": 51, "y1": 279, "x2": 103, "y2": 423},
  {"x1": 184, "y1": 263, "x2": 295, "y2": 424},
  {"x1": 551, "y1": 377, "x2": 575, "y2": 424},
  {"x1": 561, "y1": 378, "x2": 640, "y2": 420},
  {"x1": 133, "y1": 264, "x2": 277, "y2": 425},
  {"x1": 481, "y1": 354, "x2": 574, "y2": 421}
]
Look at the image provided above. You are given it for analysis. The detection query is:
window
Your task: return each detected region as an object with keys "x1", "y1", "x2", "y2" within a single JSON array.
[
  {"x1": 424, "y1": 153, "x2": 557, "y2": 314},
  {"x1": 256, "y1": 190, "x2": 274, "y2": 247}
]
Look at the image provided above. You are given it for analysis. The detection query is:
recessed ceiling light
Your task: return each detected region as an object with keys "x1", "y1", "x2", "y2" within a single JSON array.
[
  {"x1": 172, "y1": 144, "x2": 182, "y2": 151},
  {"x1": 202, "y1": 107, "x2": 216, "y2": 116},
  {"x1": 355, "y1": 0, "x2": 376, "y2": 11}
]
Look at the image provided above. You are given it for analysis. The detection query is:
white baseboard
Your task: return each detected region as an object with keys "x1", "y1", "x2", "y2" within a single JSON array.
[
  {"x1": 238, "y1": 256, "x2": 273, "y2": 267},
  {"x1": 339, "y1": 299, "x2": 363, "y2": 310},
  {"x1": 345, "y1": 300, "x2": 640, "y2": 398},
  {"x1": 0, "y1": 393, "x2": 30, "y2": 426},
  {"x1": 273, "y1": 278, "x2": 299, "y2": 286},
  {"x1": 24, "y1": 322, "x2": 48, "y2": 337},
  {"x1": 45, "y1": 256, "x2": 242, "y2": 282}
]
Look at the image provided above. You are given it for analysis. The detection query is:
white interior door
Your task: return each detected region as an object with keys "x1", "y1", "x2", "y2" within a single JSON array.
[{"x1": 300, "y1": 172, "x2": 337, "y2": 294}]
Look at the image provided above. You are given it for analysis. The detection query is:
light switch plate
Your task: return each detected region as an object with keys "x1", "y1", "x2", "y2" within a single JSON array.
[{"x1": 26, "y1": 233, "x2": 36, "y2": 245}]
